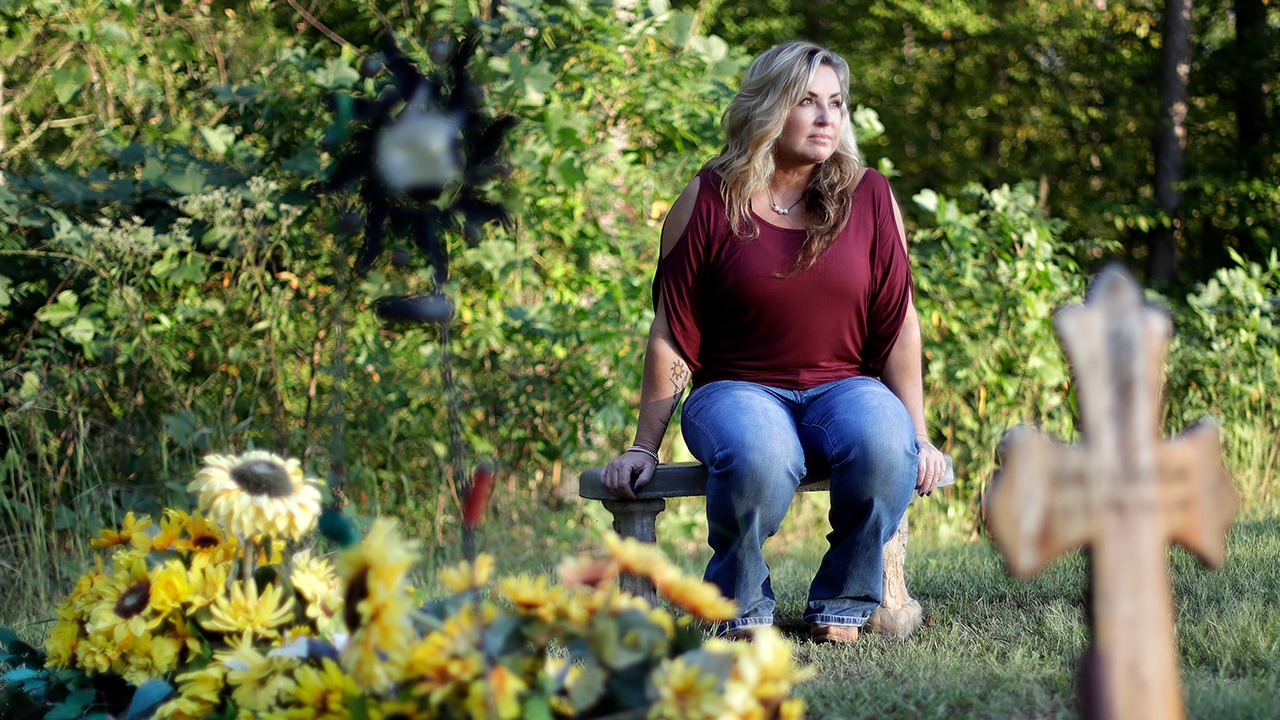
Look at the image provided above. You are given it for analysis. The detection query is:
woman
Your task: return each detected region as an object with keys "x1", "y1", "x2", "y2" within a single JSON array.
[{"x1": 600, "y1": 41, "x2": 948, "y2": 642}]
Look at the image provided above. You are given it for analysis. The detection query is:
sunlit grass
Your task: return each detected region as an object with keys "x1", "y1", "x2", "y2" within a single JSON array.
[{"x1": 4, "y1": 452, "x2": 1277, "y2": 719}]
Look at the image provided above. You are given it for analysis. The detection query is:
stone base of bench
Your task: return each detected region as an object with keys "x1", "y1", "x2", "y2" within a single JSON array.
[{"x1": 582, "y1": 461, "x2": 937, "y2": 638}]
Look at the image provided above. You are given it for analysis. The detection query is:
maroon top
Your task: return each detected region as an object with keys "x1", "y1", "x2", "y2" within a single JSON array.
[{"x1": 656, "y1": 169, "x2": 912, "y2": 390}]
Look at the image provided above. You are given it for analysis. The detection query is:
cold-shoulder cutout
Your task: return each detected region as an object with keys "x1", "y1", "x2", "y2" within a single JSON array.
[{"x1": 659, "y1": 176, "x2": 702, "y2": 259}]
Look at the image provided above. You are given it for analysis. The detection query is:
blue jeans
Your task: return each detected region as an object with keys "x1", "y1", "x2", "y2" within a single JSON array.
[{"x1": 681, "y1": 376, "x2": 917, "y2": 631}]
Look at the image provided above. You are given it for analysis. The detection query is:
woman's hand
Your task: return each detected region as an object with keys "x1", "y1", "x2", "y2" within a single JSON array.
[
  {"x1": 915, "y1": 437, "x2": 948, "y2": 497},
  {"x1": 601, "y1": 447, "x2": 658, "y2": 499}
]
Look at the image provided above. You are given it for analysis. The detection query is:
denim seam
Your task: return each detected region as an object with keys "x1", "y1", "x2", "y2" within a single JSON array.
[
  {"x1": 803, "y1": 612, "x2": 867, "y2": 627},
  {"x1": 722, "y1": 616, "x2": 774, "y2": 632}
]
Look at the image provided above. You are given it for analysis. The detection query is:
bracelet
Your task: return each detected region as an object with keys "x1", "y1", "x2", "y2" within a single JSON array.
[{"x1": 626, "y1": 445, "x2": 660, "y2": 464}]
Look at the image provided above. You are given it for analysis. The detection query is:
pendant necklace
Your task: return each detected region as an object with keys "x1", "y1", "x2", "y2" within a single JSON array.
[{"x1": 768, "y1": 188, "x2": 803, "y2": 215}]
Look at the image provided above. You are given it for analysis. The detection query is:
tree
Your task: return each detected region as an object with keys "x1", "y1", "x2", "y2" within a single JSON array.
[{"x1": 1150, "y1": 0, "x2": 1192, "y2": 283}]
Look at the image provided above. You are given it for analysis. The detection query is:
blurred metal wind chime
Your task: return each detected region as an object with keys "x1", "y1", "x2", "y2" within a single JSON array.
[{"x1": 318, "y1": 33, "x2": 516, "y2": 558}]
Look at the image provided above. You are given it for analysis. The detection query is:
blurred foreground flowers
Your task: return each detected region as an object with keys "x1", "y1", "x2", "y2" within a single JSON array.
[{"x1": 1, "y1": 451, "x2": 812, "y2": 719}]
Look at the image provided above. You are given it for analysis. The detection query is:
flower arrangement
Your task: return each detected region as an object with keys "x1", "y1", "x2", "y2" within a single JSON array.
[{"x1": 2, "y1": 451, "x2": 813, "y2": 719}]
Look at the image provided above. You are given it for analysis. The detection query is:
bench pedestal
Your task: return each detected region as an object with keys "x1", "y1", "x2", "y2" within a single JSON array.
[{"x1": 582, "y1": 462, "x2": 937, "y2": 638}]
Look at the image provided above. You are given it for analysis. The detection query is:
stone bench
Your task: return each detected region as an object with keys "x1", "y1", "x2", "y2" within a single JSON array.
[{"x1": 579, "y1": 459, "x2": 952, "y2": 638}]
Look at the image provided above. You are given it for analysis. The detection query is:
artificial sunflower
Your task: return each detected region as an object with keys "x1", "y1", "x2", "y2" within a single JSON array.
[
  {"x1": 118, "y1": 631, "x2": 183, "y2": 685},
  {"x1": 289, "y1": 549, "x2": 344, "y2": 634},
  {"x1": 497, "y1": 573, "x2": 564, "y2": 622},
  {"x1": 653, "y1": 572, "x2": 739, "y2": 623},
  {"x1": 188, "y1": 451, "x2": 324, "y2": 540},
  {"x1": 264, "y1": 657, "x2": 357, "y2": 720},
  {"x1": 648, "y1": 655, "x2": 727, "y2": 720},
  {"x1": 464, "y1": 664, "x2": 528, "y2": 720},
  {"x1": 173, "y1": 511, "x2": 239, "y2": 568},
  {"x1": 91, "y1": 511, "x2": 153, "y2": 550},
  {"x1": 601, "y1": 531, "x2": 679, "y2": 584},
  {"x1": 404, "y1": 606, "x2": 487, "y2": 698},
  {"x1": 438, "y1": 553, "x2": 494, "y2": 593},
  {"x1": 184, "y1": 559, "x2": 233, "y2": 613},
  {"x1": 726, "y1": 626, "x2": 815, "y2": 706},
  {"x1": 337, "y1": 517, "x2": 421, "y2": 692},
  {"x1": 556, "y1": 554, "x2": 618, "y2": 590},
  {"x1": 89, "y1": 555, "x2": 164, "y2": 644},
  {"x1": 218, "y1": 634, "x2": 302, "y2": 714},
  {"x1": 152, "y1": 665, "x2": 228, "y2": 720},
  {"x1": 200, "y1": 578, "x2": 296, "y2": 640}
]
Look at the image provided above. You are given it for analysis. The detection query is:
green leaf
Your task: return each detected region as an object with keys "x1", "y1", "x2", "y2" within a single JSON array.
[
  {"x1": 62, "y1": 316, "x2": 98, "y2": 346},
  {"x1": 312, "y1": 57, "x2": 360, "y2": 90},
  {"x1": 45, "y1": 688, "x2": 96, "y2": 720},
  {"x1": 1, "y1": 667, "x2": 39, "y2": 682},
  {"x1": 914, "y1": 188, "x2": 940, "y2": 214},
  {"x1": 51, "y1": 63, "x2": 90, "y2": 105},
  {"x1": 667, "y1": 11, "x2": 694, "y2": 46},
  {"x1": 520, "y1": 694, "x2": 554, "y2": 720},
  {"x1": 566, "y1": 662, "x2": 607, "y2": 712},
  {"x1": 122, "y1": 679, "x2": 174, "y2": 720},
  {"x1": 19, "y1": 372, "x2": 40, "y2": 400},
  {"x1": 35, "y1": 291, "x2": 80, "y2": 326},
  {"x1": 163, "y1": 163, "x2": 207, "y2": 195},
  {"x1": 198, "y1": 125, "x2": 237, "y2": 158}
]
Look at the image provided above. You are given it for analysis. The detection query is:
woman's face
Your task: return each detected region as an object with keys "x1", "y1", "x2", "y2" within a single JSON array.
[{"x1": 774, "y1": 63, "x2": 844, "y2": 169}]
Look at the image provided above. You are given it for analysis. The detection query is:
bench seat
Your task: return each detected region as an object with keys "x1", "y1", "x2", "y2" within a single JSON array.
[{"x1": 578, "y1": 458, "x2": 953, "y2": 637}]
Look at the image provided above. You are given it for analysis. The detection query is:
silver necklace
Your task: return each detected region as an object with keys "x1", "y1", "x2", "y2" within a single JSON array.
[{"x1": 768, "y1": 188, "x2": 803, "y2": 215}]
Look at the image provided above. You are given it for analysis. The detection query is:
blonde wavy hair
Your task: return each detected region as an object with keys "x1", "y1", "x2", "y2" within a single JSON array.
[{"x1": 703, "y1": 41, "x2": 866, "y2": 273}]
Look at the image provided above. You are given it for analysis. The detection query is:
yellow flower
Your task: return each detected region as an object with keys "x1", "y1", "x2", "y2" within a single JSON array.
[
  {"x1": 185, "y1": 559, "x2": 233, "y2": 613},
  {"x1": 91, "y1": 511, "x2": 153, "y2": 550},
  {"x1": 367, "y1": 699, "x2": 431, "y2": 720},
  {"x1": 653, "y1": 572, "x2": 739, "y2": 622},
  {"x1": 188, "y1": 451, "x2": 324, "y2": 541},
  {"x1": 44, "y1": 618, "x2": 81, "y2": 668},
  {"x1": 497, "y1": 573, "x2": 564, "y2": 621},
  {"x1": 557, "y1": 554, "x2": 619, "y2": 590},
  {"x1": 151, "y1": 508, "x2": 189, "y2": 551},
  {"x1": 602, "y1": 531, "x2": 679, "y2": 584},
  {"x1": 201, "y1": 578, "x2": 296, "y2": 640},
  {"x1": 153, "y1": 664, "x2": 227, "y2": 720},
  {"x1": 174, "y1": 512, "x2": 239, "y2": 568},
  {"x1": 149, "y1": 559, "x2": 192, "y2": 615},
  {"x1": 218, "y1": 634, "x2": 301, "y2": 713},
  {"x1": 266, "y1": 658, "x2": 355, "y2": 720},
  {"x1": 63, "y1": 556, "x2": 110, "y2": 618},
  {"x1": 119, "y1": 632, "x2": 183, "y2": 685},
  {"x1": 73, "y1": 629, "x2": 121, "y2": 675},
  {"x1": 257, "y1": 537, "x2": 287, "y2": 566},
  {"x1": 338, "y1": 517, "x2": 420, "y2": 692},
  {"x1": 289, "y1": 549, "x2": 344, "y2": 633},
  {"x1": 648, "y1": 656, "x2": 726, "y2": 720},
  {"x1": 725, "y1": 626, "x2": 815, "y2": 709},
  {"x1": 465, "y1": 664, "x2": 527, "y2": 720},
  {"x1": 778, "y1": 698, "x2": 807, "y2": 720},
  {"x1": 90, "y1": 556, "x2": 164, "y2": 644},
  {"x1": 405, "y1": 627, "x2": 484, "y2": 697},
  {"x1": 438, "y1": 553, "x2": 494, "y2": 593}
]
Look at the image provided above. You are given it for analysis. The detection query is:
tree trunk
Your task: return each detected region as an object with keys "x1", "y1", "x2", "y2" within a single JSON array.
[
  {"x1": 1234, "y1": 0, "x2": 1267, "y2": 176},
  {"x1": 1149, "y1": 0, "x2": 1192, "y2": 284}
]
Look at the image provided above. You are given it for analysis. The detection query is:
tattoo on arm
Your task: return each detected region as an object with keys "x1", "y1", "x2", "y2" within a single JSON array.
[{"x1": 662, "y1": 360, "x2": 691, "y2": 424}]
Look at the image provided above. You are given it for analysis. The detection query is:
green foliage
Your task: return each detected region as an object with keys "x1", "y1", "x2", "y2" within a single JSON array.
[
  {"x1": 0, "y1": 627, "x2": 126, "y2": 720},
  {"x1": 1162, "y1": 249, "x2": 1280, "y2": 505},
  {"x1": 910, "y1": 181, "x2": 1093, "y2": 504},
  {"x1": 692, "y1": 0, "x2": 1280, "y2": 286}
]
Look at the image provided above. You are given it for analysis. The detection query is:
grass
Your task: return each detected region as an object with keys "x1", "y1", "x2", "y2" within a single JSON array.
[{"x1": 3, "y1": 476, "x2": 1278, "y2": 720}]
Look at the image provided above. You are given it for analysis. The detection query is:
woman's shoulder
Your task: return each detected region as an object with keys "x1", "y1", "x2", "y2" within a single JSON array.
[{"x1": 853, "y1": 167, "x2": 890, "y2": 196}]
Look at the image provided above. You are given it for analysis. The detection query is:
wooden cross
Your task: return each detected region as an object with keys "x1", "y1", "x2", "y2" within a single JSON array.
[{"x1": 984, "y1": 265, "x2": 1238, "y2": 720}]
